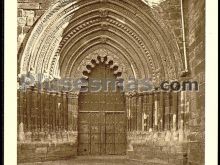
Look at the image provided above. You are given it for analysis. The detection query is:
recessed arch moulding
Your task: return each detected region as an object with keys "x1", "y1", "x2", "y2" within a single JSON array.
[{"x1": 18, "y1": 0, "x2": 184, "y2": 87}]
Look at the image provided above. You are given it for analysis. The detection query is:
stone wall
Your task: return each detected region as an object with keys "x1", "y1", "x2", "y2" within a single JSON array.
[
  {"x1": 127, "y1": 131, "x2": 188, "y2": 165},
  {"x1": 17, "y1": 0, "x2": 54, "y2": 50},
  {"x1": 155, "y1": 1, "x2": 205, "y2": 164},
  {"x1": 18, "y1": 142, "x2": 77, "y2": 163},
  {"x1": 183, "y1": 0, "x2": 205, "y2": 165},
  {"x1": 153, "y1": 0, "x2": 184, "y2": 54}
]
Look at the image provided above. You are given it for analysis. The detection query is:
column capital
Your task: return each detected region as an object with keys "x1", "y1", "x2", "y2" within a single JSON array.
[
  {"x1": 50, "y1": 91, "x2": 57, "y2": 96},
  {"x1": 125, "y1": 91, "x2": 138, "y2": 97},
  {"x1": 57, "y1": 91, "x2": 62, "y2": 97},
  {"x1": 68, "y1": 91, "x2": 80, "y2": 99}
]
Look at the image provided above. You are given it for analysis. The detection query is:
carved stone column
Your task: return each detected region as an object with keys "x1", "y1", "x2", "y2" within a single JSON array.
[
  {"x1": 125, "y1": 92, "x2": 136, "y2": 153},
  {"x1": 125, "y1": 92, "x2": 131, "y2": 132},
  {"x1": 26, "y1": 87, "x2": 32, "y2": 133},
  {"x1": 51, "y1": 92, "x2": 57, "y2": 132},
  {"x1": 67, "y1": 91, "x2": 79, "y2": 143},
  {"x1": 72, "y1": 93, "x2": 79, "y2": 132},
  {"x1": 39, "y1": 89, "x2": 46, "y2": 142},
  {"x1": 179, "y1": 91, "x2": 185, "y2": 142},
  {"x1": 159, "y1": 92, "x2": 165, "y2": 131},
  {"x1": 172, "y1": 92, "x2": 178, "y2": 131},
  {"x1": 164, "y1": 92, "x2": 170, "y2": 131},
  {"x1": 18, "y1": 89, "x2": 26, "y2": 142},
  {"x1": 154, "y1": 92, "x2": 159, "y2": 131},
  {"x1": 137, "y1": 93, "x2": 143, "y2": 131},
  {"x1": 18, "y1": 123, "x2": 25, "y2": 142},
  {"x1": 125, "y1": 91, "x2": 138, "y2": 131},
  {"x1": 142, "y1": 94, "x2": 147, "y2": 131},
  {"x1": 33, "y1": 87, "x2": 40, "y2": 141},
  {"x1": 148, "y1": 93, "x2": 153, "y2": 132},
  {"x1": 62, "y1": 92, "x2": 68, "y2": 131}
]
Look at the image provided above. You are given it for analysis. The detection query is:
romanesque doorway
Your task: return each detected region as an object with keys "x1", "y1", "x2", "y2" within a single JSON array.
[{"x1": 78, "y1": 57, "x2": 127, "y2": 156}]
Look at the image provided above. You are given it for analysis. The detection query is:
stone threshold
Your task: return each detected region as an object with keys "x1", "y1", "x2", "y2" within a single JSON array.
[
  {"x1": 75, "y1": 155, "x2": 129, "y2": 160},
  {"x1": 19, "y1": 157, "x2": 173, "y2": 165},
  {"x1": 129, "y1": 158, "x2": 173, "y2": 165}
]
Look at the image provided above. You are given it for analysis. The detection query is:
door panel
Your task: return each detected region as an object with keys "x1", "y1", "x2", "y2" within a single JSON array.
[
  {"x1": 78, "y1": 62, "x2": 126, "y2": 155},
  {"x1": 115, "y1": 144, "x2": 126, "y2": 155},
  {"x1": 91, "y1": 144, "x2": 100, "y2": 155},
  {"x1": 106, "y1": 144, "x2": 115, "y2": 155},
  {"x1": 115, "y1": 134, "x2": 126, "y2": 143},
  {"x1": 78, "y1": 144, "x2": 90, "y2": 155},
  {"x1": 106, "y1": 133, "x2": 115, "y2": 143},
  {"x1": 106, "y1": 125, "x2": 114, "y2": 133},
  {"x1": 79, "y1": 133, "x2": 90, "y2": 143}
]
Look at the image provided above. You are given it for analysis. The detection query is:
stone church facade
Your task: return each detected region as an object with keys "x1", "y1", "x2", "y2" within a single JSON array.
[{"x1": 17, "y1": 0, "x2": 205, "y2": 165}]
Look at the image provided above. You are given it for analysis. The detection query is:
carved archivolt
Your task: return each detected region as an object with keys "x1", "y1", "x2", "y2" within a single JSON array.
[
  {"x1": 76, "y1": 49, "x2": 127, "y2": 80},
  {"x1": 18, "y1": 0, "x2": 183, "y2": 84},
  {"x1": 18, "y1": 0, "x2": 78, "y2": 79}
]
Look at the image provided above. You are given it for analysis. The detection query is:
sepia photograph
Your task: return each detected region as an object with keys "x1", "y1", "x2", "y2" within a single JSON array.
[{"x1": 4, "y1": 0, "x2": 218, "y2": 165}]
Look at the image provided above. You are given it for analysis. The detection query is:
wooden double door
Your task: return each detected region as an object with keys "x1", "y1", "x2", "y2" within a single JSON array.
[{"x1": 78, "y1": 62, "x2": 127, "y2": 155}]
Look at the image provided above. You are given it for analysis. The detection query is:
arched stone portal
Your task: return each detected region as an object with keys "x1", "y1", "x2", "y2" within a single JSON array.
[{"x1": 17, "y1": 0, "x2": 198, "y2": 164}]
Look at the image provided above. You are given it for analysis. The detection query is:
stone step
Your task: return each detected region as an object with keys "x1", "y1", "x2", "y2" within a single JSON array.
[
  {"x1": 129, "y1": 158, "x2": 173, "y2": 165},
  {"x1": 19, "y1": 157, "x2": 175, "y2": 165},
  {"x1": 75, "y1": 155, "x2": 128, "y2": 160}
]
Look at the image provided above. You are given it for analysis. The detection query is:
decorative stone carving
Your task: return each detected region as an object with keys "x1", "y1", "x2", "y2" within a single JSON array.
[
  {"x1": 56, "y1": 131, "x2": 62, "y2": 143},
  {"x1": 25, "y1": 132, "x2": 32, "y2": 143},
  {"x1": 62, "y1": 131, "x2": 68, "y2": 142},
  {"x1": 100, "y1": 35, "x2": 108, "y2": 43},
  {"x1": 39, "y1": 131, "x2": 45, "y2": 142},
  {"x1": 165, "y1": 131, "x2": 171, "y2": 142},
  {"x1": 99, "y1": 9, "x2": 109, "y2": 18},
  {"x1": 47, "y1": 132, "x2": 52, "y2": 142},
  {"x1": 76, "y1": 48, "x2": 128, "y2": 80},
  {"x1": 125, "y1": 91, "x2": 138, "y2": 97},
  {"x1": 68, "y1": 131, "x2": 77, "y2": 143},
  {"x1": 153, "y1": 132, "x2": 159, "y2": 141},
  {"x1": 51, "y1": 132, "x2": 57, "y2": 143},
  {"x1": 68, "y1": 91, "x2": 80, "y2": 99},
  {"x1": 127, "y1": 139, "x2": 134, "y2": 152},
  {"x1": 17, "y1": 17, "x2": 26, "y2": 27},
  {"x1": 179, "y1": 129, "x2": 184, "y2": 142},
  {"x1": 172, "y1": 131, "x2": 179, "y2": 141}
]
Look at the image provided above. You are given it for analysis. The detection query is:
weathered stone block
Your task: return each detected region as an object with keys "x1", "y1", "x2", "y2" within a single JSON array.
[
  {"x1": 23, "y1": 10, "x2": 35, "y2": 17},
  {"x1": 18, "y1": 9, "x2": 24, "y2": 17},
  {"x1": 17, "y1": 17, "x2": 26, "y2": 26},
  {"x1": 35, "y1": 9, "x2": 46, "y2": 16},
  {"x1": 18, "y1": 142, "x2": 77, "y2": 163},
  {"x1": 18, "y1": 3, "x2": 40, "y2": 10},
  {"x1": 17, "y1": 26, "x2": 22, "y2": 35},
  {"x1": 18, "y1": 0, "x2": 46, "y2": 2},
  {"x1": 35, "y1": 147, "x2": 47, "y2": 154},
  {"x1": 169, "y1": 12, "x2": 181, "y2": 20},
  {"x1": 39, "y1": 2, "x2": 51, "y2": 10},
  {"x1": 26, "y1": 16, "x2": 34, "y2": 26}
]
